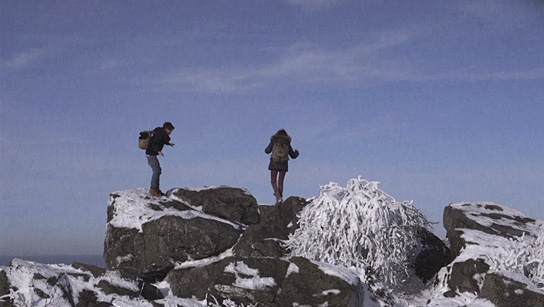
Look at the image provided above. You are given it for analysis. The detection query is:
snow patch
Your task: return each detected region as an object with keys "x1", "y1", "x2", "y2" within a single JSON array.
[
  {"x1": 224, "y1": 261, "x2": 276, "y2": 290},
  {"x1": 286, "y1": 262, "x2": 299, "y2": 277},
  {"x1": 108, "y1": 188, "x2": 241, "y2": 233}
]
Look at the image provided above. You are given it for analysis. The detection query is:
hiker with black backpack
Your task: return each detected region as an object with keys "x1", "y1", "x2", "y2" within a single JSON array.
[
  {"x1": 145, "y1": 122, "x2": 175, "y2": 197},
  {"x1": 265, "y1": 129, "x2": 299, "y2": 204}
]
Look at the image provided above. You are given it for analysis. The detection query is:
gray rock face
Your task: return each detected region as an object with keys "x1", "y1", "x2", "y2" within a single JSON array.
[
  {"x1": 171, "y1": 186, "x2": 260, "y2": 225},
  {"x1": 233, "y1": 196, "x2": 309, "y2": 258},
  {"x1": 104, "y1": 189, "x2": 246, "y2": 275},
  {"x1": 479, "y1": 272, "x2": 544, "y2": 307},
  {"x1": 167, "y1": 256, "x2": 370, "y2": 307},
  {"x1": 0, "y1": 270, "x2": 10, "y2": 304},
  {"x1": 447, "y1": 259, "x2": 490, "y2": 294},
  {"x1": 413, "y1": 226, "x2": 452, "y2": 283},
  {"x1": 444, "y1": 202, "x2": 536, "y2": 257}
]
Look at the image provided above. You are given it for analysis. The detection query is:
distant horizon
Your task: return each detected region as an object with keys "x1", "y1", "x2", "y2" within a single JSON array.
[{"x1": 0, "y1": 254, "x2": 106, "y2": 268}]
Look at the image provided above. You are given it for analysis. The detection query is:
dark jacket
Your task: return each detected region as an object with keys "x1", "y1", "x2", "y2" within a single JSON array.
[
  {"x1": 145, "y1": 127, "x2": 172, "y2": 156},
  {"x1": 265, "y1": 133, "x2": 299, "y2": 171}
]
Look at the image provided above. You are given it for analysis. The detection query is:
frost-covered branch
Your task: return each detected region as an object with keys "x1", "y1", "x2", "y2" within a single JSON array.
[{"x1": 284, "y1": 176, "x2": 431, "y2": 286}]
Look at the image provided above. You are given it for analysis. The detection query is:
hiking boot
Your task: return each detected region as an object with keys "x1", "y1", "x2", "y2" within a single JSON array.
[
  {"x1": 274, "y1": 191, "x2": 282, "y2": 205},
  {"x1": 150, "y1": 188, "x2": 162, "y2": 197}
]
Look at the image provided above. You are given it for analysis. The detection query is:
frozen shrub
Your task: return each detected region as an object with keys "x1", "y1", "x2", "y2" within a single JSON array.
[{"x1": 284, "y1": 176, "x2": 431, "y2": 286}]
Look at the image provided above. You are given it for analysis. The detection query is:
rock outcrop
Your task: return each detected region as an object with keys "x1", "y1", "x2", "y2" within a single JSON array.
[
  {"x1": 0, "y1": 259, "x2": 140, "y2": 307},
  {"x1": 2, "y1": 186, "x2": 542, "y2": 306},
  {"x1": 104, "y1": 188, "x2": 249, "y2": 277},
  {"x1": 438, "y1": 201, "x2": 544, "y2": 305},
  {"x1": 168, "y1": 256, "x2": 370, "y2": 307},
  {"x1": 100, "y1": 186, "x2": 450, "y2": 306},
  {"x1": 233, "y1": 196, "x2": 309, "y2": 258},
  {"x1": 100, "y1": 187, "x2": 378, "y2": 306},
  {"x1": 444, "y1": 201, "x2": 537, "y2": 257},
  {"x1": 171, "y1": 186, "x2": 260, "y2": 225}
]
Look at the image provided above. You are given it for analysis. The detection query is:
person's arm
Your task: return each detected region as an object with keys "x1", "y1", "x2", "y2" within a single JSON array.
[
  {"x1": 289, "y1": 144, "x2": 299, "y2": 159},
  {"x1": 265, "y1": 141, "x2": 273, "y2": 154}
]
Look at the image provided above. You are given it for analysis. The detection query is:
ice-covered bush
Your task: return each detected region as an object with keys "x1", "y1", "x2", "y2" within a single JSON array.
[
  {"x1": 530, "y1": 226, "x2": 544, "y2": 284},
  {"x1": 499, "y1": 224, "x2": 544, "y2": 287},
  {"x1": 284, "y1": 176, "x2": 431, "y2": 286}
]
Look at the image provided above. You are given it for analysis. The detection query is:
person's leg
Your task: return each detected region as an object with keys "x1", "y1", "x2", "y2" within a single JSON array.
[
  {"x1": 147, "y1": 155, "x2": 162, "y2": 191},
  {"x1": 278, "y1": 171, "x2": 286, "y2": 198},
  {"x1": 270, "y1": 170, "x2": 279, "y2": 195}
]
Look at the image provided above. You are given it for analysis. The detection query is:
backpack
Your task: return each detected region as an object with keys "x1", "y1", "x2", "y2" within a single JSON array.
[
  {"x1": 139, "y1": 131, "x2": 153, "y2": 150},
  {"x1": 271, "y1": 142, "x2": 289, "y2": 163}
]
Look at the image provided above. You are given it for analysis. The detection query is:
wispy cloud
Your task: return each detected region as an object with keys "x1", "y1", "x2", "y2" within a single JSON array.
[
  {"x1": 154, "y1": 29, "x2": 415, "y2": 93},
  {"x1": 456, "y1": 0, "x2": 542, "y2": 28},
  {"x1": 433, "y1": 68, "x2": 544, "y2": 81},
  {"x1": 99, "y1": 58, "x2": 121, "y2": 71},
  {"x1": 286, "y1": 0, "x2": 347, "y2": 11},
  {"x1": 149, "y1": 25, "x2": 542, "y2": 94},
  {"x1": 4, "y1": 49, "x2": 43, "y2": 70}
]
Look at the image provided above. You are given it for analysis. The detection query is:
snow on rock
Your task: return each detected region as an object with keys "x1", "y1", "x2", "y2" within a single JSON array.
[
  {"x1": 444, "y1": 201, "x2": 540, "y2": 257},
  {"x1": 0, "y1": 259, "x2": 144, "y2": 306},
  {"x1": 107, "y1": 188, "x2": 242, "y2": 232},
  {"x1": 0, "y1": 258, "x2": 206, "y2": 306},
  {"x1": 224, "y1": 261, "x2": 276, "y2": 290}
]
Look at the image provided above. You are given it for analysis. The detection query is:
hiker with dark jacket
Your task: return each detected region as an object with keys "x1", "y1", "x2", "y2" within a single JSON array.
[
  {"x1": 265, "y1": 129, "x2": 299, "y2": 204},
  {"x1": 146, "y1": 122, "x2": 175, "y2": 197}
]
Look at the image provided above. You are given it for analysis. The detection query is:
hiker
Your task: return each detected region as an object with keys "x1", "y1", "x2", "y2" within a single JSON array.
[
  {"x1": 146, "y1": 122, "x2": 175, "y2": 197},
  {"x1": 265, "y1": 129, "x2": 299, "y2": 204}
]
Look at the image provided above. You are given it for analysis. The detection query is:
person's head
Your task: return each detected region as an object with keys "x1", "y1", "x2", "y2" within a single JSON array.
[{"x1": 163, "y1": 122, "x2": 175, "y2": 134}]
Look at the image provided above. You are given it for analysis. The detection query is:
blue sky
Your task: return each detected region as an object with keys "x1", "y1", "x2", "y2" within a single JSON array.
[{"x1": 1, "y1": 0, "x2": 543, "y2": 257}]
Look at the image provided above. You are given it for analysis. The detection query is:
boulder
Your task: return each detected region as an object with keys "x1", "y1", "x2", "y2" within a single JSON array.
[
  {"x1": 233, "y1": 196, "x2": 309, "y2": 258},
  {"x1": 447, "y1": 258, "x2": 490, "y2": 294},
  {"x1": 413, "y1": 226, "x2": 451, "y2": 283},
  {"x1": 251, "y1": 197, "x2": 308, "y2": 234},
  {"x1": 0, "y1": 270, "x2": 11, "y2": 306},
  {"x1": 171, "y1": 186, "x2": 260, "y2": 225},
  {"x1": 479, "y1": 272, "x2": 544, "y2": 307},
  {"x1": 440, "y1": 201, "x2": 543, "y2": 304},
  {"x1": 444, "y1": 201, "x2": 537, "y2": 258},
  {"x1": 137, "y1": 268, "x2": 171, "y2": 301},
  {"x1": 104, "y1": 189, "x2": 245, "y2": 275},
  {"x1": 275, "y1": 257, "x2": 369, "y2": 307},
  {"x1": 167, "y1": 256, "x2": 370, "y2": 306},
  {"x1": 232, "y1": 223, "x2": 288, "y2": 258}
]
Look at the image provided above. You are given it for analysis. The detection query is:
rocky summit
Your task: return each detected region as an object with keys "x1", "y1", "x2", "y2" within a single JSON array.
[{"x1": 1, "y1": 185, "x2": 543, "y2": 306}]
